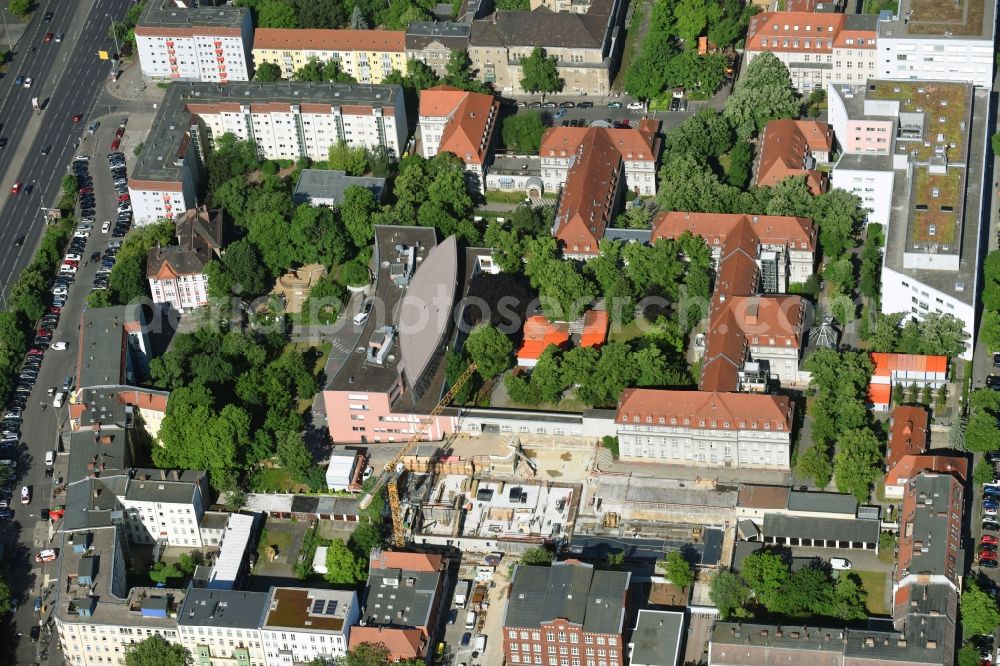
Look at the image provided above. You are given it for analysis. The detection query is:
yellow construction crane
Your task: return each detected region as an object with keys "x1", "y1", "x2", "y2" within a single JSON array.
[{"x1": 358, "y1": 362, "x2": 477, "y2": 548}]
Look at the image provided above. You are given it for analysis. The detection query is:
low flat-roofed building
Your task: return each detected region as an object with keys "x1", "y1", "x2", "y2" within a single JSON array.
[
  {"x1": 261, "y1": 587, "x2": 360, "y2": 663},
  {"x1": 177, "y1": 588, "x2": 269, "y2": 665},
  {"x1": 761, "y1": 513, "x2": 880, "y2": 550},
  {"x1": 292, "y1": 169, "x2": 387, "y2": 208},
  {"x1": 629, "y1": 609, "x2": 685, "y2": 666},
  {"x1": 867, "y1": 352, "x2": 948, "y2": 411},
  {"x1": 207, "y1": 512, "x2": 258, "y2": 590}
]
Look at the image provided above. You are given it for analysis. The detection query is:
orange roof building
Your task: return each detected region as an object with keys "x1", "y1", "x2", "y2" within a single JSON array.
[
  {"x1": 553, "y1": 130, "x2": 623, "y2": 259},
  {"x1": 868, "y1": 353, "x2": 948, "y2": 411},
  {"x1": 745, "y1": 11, "x2": 878, "y2": 93},
  {"x1": 755, "y1": 119, "x2": 833, "y2": 195},
  {"x1": 517, "y1": 316, "x2": 571, "y2": 367},
  {"x1": 615, "y1": 388, "x2": 793, "y2": 468},
  {"x1": 885, "y1": 454, "x2": 967, "y2": 500},
  {"x1": 419, "y1": 85, "x2": 499, "y2": 194},
  {"x1": 580, "y1": 310, "x2": 609, "y2": 349},
  {"x1": 886, "y1": 405, "x2": 929, "y2": 470},
  {"x1": 538, "y1": 120, "x2": 661, "y2": 196}
]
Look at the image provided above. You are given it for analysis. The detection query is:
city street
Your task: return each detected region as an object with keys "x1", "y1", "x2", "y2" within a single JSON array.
[
  {"x1": 2, "y1": 115, "x2": 130, "y2": 666},
  {"x1": 0, "y1": 0, "x2": 133, "y2": 298}
]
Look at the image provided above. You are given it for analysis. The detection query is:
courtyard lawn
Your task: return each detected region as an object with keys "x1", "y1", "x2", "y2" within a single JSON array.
[{"x1": 854, "y1": 569, "x2": 889, "y2": 616}]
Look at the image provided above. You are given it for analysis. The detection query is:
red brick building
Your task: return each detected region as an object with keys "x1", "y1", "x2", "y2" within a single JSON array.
[{"x1": 503, "y1": 561, "x2": 630, "y2": 666}]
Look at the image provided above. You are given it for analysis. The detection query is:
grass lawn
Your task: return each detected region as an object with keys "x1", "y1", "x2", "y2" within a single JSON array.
[
  {"x1": 614, "y1": 0, "x2": 649, "y2": 88},
  {"x1": 854, "y1": 570, "x2": 889, "y2": 616},
  {"x1": 484, "y1": 191, "x2": 527, "y2": 204},
  {"x1": 255, "y1": 467, "x2": 309, "y2": 494},
  {"x1": 608, "y1": 317, "x2": 650, "y2": 343}
]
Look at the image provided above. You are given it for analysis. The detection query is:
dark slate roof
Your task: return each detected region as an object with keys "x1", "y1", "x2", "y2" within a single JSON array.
[
  {"x1": 504, "y1": 562, "x2": 629, "y2": 634},
  {"x1": 146, "y1": 206, "x2": 225, "y2": 278},
  {"x1": 405, "y1": 21, "x2": 471, "y2": 49},
  {"x1": 762, "y1": 513, "x2": 879, "y2": 544},
  {"x1": 786, "y1": 490, "x2": 857, "y2": 515},
  {"x1": 470, "y1": 0, "x2": 614, "y2": 50},
  {"x1": 629, "y1": 610, "x2": 684, "y2": 666},
  {"x1": 178, "y1": 588, "x2": 270, "y2": 628},
  {"x1": 292, "y1": 170, "x2": 387, "y2": 206}
]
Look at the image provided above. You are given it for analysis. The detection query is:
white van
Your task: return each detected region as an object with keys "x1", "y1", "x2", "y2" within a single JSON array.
[
  {"x1": 45, "y1": 450, "x2": 55, "y2": 466},
  {"x1": 53, "y1": 391, "x2": 65, "y2": 408},
  {"x1": 473, "y1": 635, "x2": 486, "y2": 656},
  {"x1": 464, "y1": 610, "x2": 477, "y2": 630}
]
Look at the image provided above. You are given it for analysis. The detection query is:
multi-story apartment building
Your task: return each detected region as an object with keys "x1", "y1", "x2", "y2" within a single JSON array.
[
  {"x1": 251, "y1": 28, "x2": 406, "y2": 83},
  {"x1": 530, "y1": 0, "x2": 594, "y2": 11},
  {"x1": 135, "y1": 0, "x2": 253, "y2": 82},
  {"x1": 146, "y1": 206, "x2": 224, "y2": 311},
  {"x1": 178, "y1": 589, "x2": 270, "y2": 666},
  {"x1": 829, "y1": 80, "x2": 984, "y2": 360},
  {"x1": 405, "y1": 22, "x2": 471, "y2": 78},
  {"x1": 261, "y1": 587, "x2": 359, "y2": 664},
  {"x1": 744, "y1": 11, "x2": 878, "y2": 92},
  {"x1": 755, "y1": 119, "x2": 832, "y2": 194},
  {"x1": 875, "y1": 0, "x2": 995, "y2": 89},
  {"x1": 350, "y1": 550, "x2": 447, "y2": 661},
  {"x1": 615, "y1": 388, "x2": 793, "y2": 469},
  {"x1": 553, "y1": 129, "x2": 624, "y2": 260},
  {"x1": 538, "y1": 121, "x2": 660, "y2": 196},
  {"x1": 118, "y1": 469, "x2": 209, "y2": 547},
  {"x1": 468, "y1": 0, "x2": 626, "y2": 95},
  {"x1": 129, "y1": 82, "x2": 407, "y2": 224},
  {"x1": 419, "y1": 85, "x2": 500, "y2": 194},
  {"x1": 503, "y1": 561, "x2": 630, "y2": 666}
]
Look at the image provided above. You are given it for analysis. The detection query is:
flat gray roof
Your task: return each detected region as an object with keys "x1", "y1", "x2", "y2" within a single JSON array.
[
  {"x1": 293, "y1": 170, "x2": 386, "y2": 206},
  {"x1": 834, "y1": 152, "x2": 895, "y2": 172},
  {"x1": 877, "y1": 0, "x2": 994, "y2": 40},
  {"x1": 901, "y1": 473, "x2": 964, "y2": 578},
  {"x1": 504, "y1": 562, "x2": 629, "y2": 635},
  {"x1": 405, "y1": 20, "x2": 471, "y2": 48},
  {"x1": 763, "y1": 514, "x2": 880, "y2": 544},
  {"x1": 77, "y1": 306, "x2": 146, "y2": 389},
  {"x1": 361, "y1": 566, "x2": 440, "y2": 630},
  {"x1": 629, "y1": 610, "x2": 684, "y2": 666},
  {"x1": 178, "y1": 589, "x2": 270, "y2": 628},
  {"x1": 138, "y1": 0, "x2": 248, "y2": 29},
  {"x1": 787, "y1": 490, "x2": 857, "y2": 515},
  {"x1": 125, "y1": 469, "x2": 205, "y2": 504},
  {"x1": 131, "y1": 82, "x2": 403, "y2": 184}
]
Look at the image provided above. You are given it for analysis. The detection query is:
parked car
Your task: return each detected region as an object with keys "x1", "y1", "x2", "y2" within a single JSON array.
[
  {"x1": 20, "y1": 485, "x2": 30, "y2": 504},
  {"x1": 34, "y1": 549, "x2": 57, "y2": 563},
  {"x1": 830, "y1": 558, "x2": 852, "y2": 570}
]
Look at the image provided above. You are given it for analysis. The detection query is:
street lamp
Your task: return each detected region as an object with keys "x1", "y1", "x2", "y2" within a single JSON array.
[{"x1": 106, "y1": 13, "x2": 120, "y2": 59}]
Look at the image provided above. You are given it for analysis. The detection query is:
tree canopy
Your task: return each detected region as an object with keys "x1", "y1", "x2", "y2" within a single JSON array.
[
  {"x1": 724, "y1": 52, "x2": 800, "y2": 139},
  {"x1": 464, "y1": 324, "x2": 514, "y2": 382},
  {"x1": 519, "y1": 47, "x2": 564, "y2": 95},
  {"x1": 961, "y1": 579, "x2": 1000, "y2": 637},
  {"x1": 124, "y1": 635, "x2": 190, "y2": 666},
  {"x1": 501, "y1": 111, "x2": 546, "y2": 154}
]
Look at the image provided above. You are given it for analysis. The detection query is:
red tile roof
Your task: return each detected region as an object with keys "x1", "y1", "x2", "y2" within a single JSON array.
[
  {"x1": 867, "y1": 383, "x2": 892, "y2": 407},
  {"x1": 540, "y1": 119, "x2": 661, "y2": 163},
  {"x1": 517, "y1": 316, "x2": 571, "y2": 362},
  {"x1": 420, "y1": 85, "x2": 499, "y2": 166},
  {"x1": 253, "y1": 28, "x2": 406, "y2": 52},
  {"x1": 349, "y1": 626, "x2": 425, "y2": 660},
  {"x1": 755, "y1": 119, "x2": 831, "y2": 195},
  {"x1": 746, "y1": 11, "x2": 877, "y2": 54},
  {"x1": 885, "y1": 454, "x2": 967, "y2": 489},
  {"x1": 553, "y1": 130, "x2": 622, "y2": 256},
  {"x1": 886, "y1": 405, "x2": 929, "y2": 471},
  {"x1": 652, "y1": 212, "x2": 817, "y2": 254},
  {"x1": 368, "y1": 550, "x2": 443, "y2": 573},
  {"x1": 871, "y1": 353, "x2": 949, "y2": 376},
  {"x1": 580, "y1": 310, "x2": 609, "y2": 348},
  {"x1": 616, "y1": 388, "x2": 792, "y2": 432}
]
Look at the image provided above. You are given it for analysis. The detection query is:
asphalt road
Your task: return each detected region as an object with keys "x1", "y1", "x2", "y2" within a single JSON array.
[{"x1": 0, "y1": 0, "x2": 131, "y2": 298}]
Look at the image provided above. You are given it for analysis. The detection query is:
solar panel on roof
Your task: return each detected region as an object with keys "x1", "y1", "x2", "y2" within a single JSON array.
[
  {"x1": 312, "y1": 599, "x2": 325, "y2": 614},
  {"x1": 324, "y1": 600, "x2": 339, "y2": 615}
]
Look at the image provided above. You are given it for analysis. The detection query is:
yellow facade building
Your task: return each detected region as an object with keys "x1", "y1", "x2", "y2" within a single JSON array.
[{"x1": 252, "y1": 28, "x2": 406, "y2": 84}]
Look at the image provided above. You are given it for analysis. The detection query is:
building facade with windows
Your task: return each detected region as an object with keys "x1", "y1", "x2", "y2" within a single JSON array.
[
  {"x1": 252, "y1": 28, "x2": 406, "y2": 83},
  {"x1": 614, "y1": 388, "x2": 793, "y2": 469},
  {"x1": 503, "y1": 561, "x2": 630, "y2": 666},
  {"x1": 405, "y1": 22, "x2": 471, "y2": 78},
  {"x1": 261, "y1": 587, "x2": 359, "y2": 664},
  {"x1": 468, "y1": 0, "x2": 626, "y2": 95},
  {"x1": 130, "y1": 82, "x2": 407, "y2": 224},
  {"x1": 119, "y1": 469, "x2": 209, "y2": 547},
  {"x1": 135, "y1": 1, "x2": 253, "y2": 82},
  {"x1": 538, "y1": 121, "x2": 660, "y2": 196},
  {"x1": 419, "y1": 85, "x2": 500, "y2": 194},
  {"x1": 146, "y1": 206, "x2": 225, "y2": 312},
  {"x1": 178, "y1": 589, "x2": 270, "y2": 666},
  {"x1": 744, "y1": 11, "x2": 878, "y2": 92}
]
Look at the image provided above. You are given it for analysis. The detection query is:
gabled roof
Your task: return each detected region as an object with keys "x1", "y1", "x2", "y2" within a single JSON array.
[
  {"x1": 886, "y1": 405, "x2": 930, "y2": 470},
  {"x1": 146, "y1": 206, "x2": 224, "y2": 279},
  {"x1": 517, "y1": 316, "x2": 571, "y2": 362},
  {"x1": 253, "y1": 28, "x2": 405, "y2": 52},
  {"x1": 652, "y1": 212, "x2": 817, "y2": 254},
  {"x1": 580, "y1": 310, "x2": 609, "y2": 348},
  {"x1": 871, "y1": 353, "x2": 949, "y2": 376},
  {"x1": 470, "y1": 0, "x2": 616, "y2": 50},
  {"x1": 746, "y1": 11, "x2": 878, "y2": 53},
  {"x1": 540, "y1": 120, "x2": 660, "y2": 163},
  {"x1": 368, "y1": 550, "x2": 443, "y2": 574},
  {"x1": 616, "y1": 389, "x2": 792, "y2": 433},
  {"x1": 755, "y1": 119, "x2": 831, "y2": 195},
  {"x1": 348, "y1": 626, "x2": 424, "y2": 660},
  {"x1": 885, "y1": 454, "x2": 968, "y2": 489},
  {"x1": 420, "y1": 85, "x2": 499, "y2": 166},
  {"x1": 553, "y1": 129, "x2": 622, "y2": 255}
]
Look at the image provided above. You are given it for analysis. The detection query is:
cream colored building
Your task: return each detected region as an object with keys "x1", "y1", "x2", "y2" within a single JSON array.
[
  {"x1": 468, "y1": 0, "x2": 625, "y2": 95},
  {"x1": 252, "y1": 28, "x2": 406, "y2": 83},
  {"x1": 178, "y1": 589, "x2": 269, "y2": 666}
]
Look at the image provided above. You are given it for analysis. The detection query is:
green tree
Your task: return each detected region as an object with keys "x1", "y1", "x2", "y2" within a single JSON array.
[
  {"x1": 7, "y1": 0, "x2": 31, "y2": 19},
  {"x1": 255, "y1": 62, "x2": 283, "y2": 81},
  {"x1": 343, "y1": 643, "x2": 424, "y2": 666},
  {"x1": 982, "y1": 251, "x2": 1000, "y2": 311},
  {"x1": 276, "y1": 431, "x2": 318, "y2": 487},
  {"x1": 0, "y1": 576, "x2": 10, "y2": 616},
  {"x1": 828, "y1": 574, "x2": 869, "y2": 621},
  {"x1": 623, "y1": 36, "x2": 675, "y2": 101},
  {"x1": 523, "y1": 237, "x2": 596, "y2": 321},
  {"x1": 773, "y1": 565, "x2": 832, "y2": 618},
  {"x1": 833, "y1": 428, "x2": 884, "y2": 503},
  {"x1": 961, "y1": 579, "x2": 1000, "y2": 636},
  {"x1": 328, "y1": 142, "x2": 369, "y2": 176},
  {"x1": 993, "y1": 132, "x2": 1000, "y2": 158},
  {"x1": 981, "y1": 310, "x2": 1000, "y2": 352},
  {"x1": 664, "y1": 52, "x2": 726, "y2": 98},
  {"x1": 496, "y1": 0, "x2": 529, "y2": 7},
  {"x1": 501, "y1": 111, "x2": 546, "y2": 153},
  {"x1": 724, "y1": 52, "x2": 800, "y2": 139},
  {"x1": 660, "y1": 551, "x2": 695, "y2": 589},
  {"x1": 959, "y1": 644, "x2": 983, "y2": 666},
  {"x1": 348, "y1": 522, "x2": 383, "y2": 559},
  {"x1": 521, "y1": 546, "x2": 554, "y2": 566},
  {"x1": 323, "y1": 59, "x2": 357, "y2": 84},
  {"x1": 917, "y1": 312, "x2": 969, "y2": 357},
  {"x1": 207, "y1": 239, "x2": 270, "y2": 299},
  {"x1": 663, "y1": 108, "x2": 734, "y2": 161},
  {"x1": 709, "y1": 571, "x2": 750, "y2": 620},
  {"x1": 324, "y1": 538, "x2": 367, "y2": 584},
  {"x1": 443, "y1": 50, "x2": 491, "y2": 93},
  {"x1": 349, "y1": 4, "x2": 368, "y2": 29},
  {"x1": 464, "y1": 324, "x2": 513, "y2": 381},
  {"x1": 257, "y1": 0, "x2": 299, "y2": 28},
  {"x1": 519, "y1": 47, "x2": 564, "y2": 96},
  {"x1": 293, "y1": 57, "x2": 326, "y2": 82},
  {"x1": 8, "y1": 268, "x2": 48, "y2": 322},
  {"x1": 975, "y1": 458, "x2": 996, "y2": 485},
  {"x1": 740, "y1": 550, "x2": 789, "y2": 610},
  {"x1": 725, "y1": 141, "x2": 753, "y2": 188},
  {"x1": 823, "y1": 255, "x2": 854, "y2": 295},
  {"x1": 124, "y1": 635, "x2": 190, "y2": 666},
  {"x1": 674, "y1": 0, "x2": 722, "y2": 44},
  {"x1": 796, "y1": 443, "x2": 832, "y2": 488}
]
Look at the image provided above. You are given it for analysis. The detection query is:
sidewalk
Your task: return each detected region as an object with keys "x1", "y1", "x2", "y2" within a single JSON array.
[
  {"x1": 0, "y1": 8, "x2": 29, "y2": 53},
  {"x1": 102, "y1": 57, "x2": 164, "y2": 106}
]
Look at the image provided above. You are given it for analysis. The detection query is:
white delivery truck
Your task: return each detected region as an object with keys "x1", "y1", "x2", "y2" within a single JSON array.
[
  {"x1": 454, "y1": 579, "x2": 472, "y2": 609},
  {"x1": 465, "y1": 610, "x2": 477, "y2": 630},
  {"x1": 473, "y1": 635, "x2": 486, "y2": 657}
]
